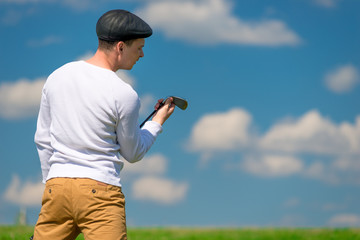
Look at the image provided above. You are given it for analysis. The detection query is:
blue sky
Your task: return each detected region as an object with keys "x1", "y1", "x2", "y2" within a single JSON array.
[{"x1": 0, "y1": 0, "x2": 360, "y2": 227}]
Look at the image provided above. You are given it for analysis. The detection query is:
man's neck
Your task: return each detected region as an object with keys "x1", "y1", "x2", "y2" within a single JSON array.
[{"x1": 86, "y1": 49, "x2": 118, "y2": 72}]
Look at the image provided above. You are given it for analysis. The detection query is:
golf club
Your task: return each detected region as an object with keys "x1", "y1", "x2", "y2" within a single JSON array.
[{"x1": 140, "y1": 96, "x2": 188, "y2": 128}]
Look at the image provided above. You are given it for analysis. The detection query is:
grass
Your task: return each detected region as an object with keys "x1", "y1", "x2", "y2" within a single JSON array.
[{"x1": 0, "y1": 226, "x2": 359, "y2": 240}]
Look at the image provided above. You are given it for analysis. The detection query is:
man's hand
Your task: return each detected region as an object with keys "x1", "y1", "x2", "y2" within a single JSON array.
[{"x1": 152, "y1": 97, "x2": 175, "y2": 126}]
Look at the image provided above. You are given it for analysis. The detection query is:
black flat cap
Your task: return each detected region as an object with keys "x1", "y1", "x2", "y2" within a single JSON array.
[{"x1": 96, "y1": 9, "x2": 152, "y2": 41}]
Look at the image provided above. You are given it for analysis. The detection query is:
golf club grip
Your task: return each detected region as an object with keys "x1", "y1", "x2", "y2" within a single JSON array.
[{"x1": 139, "y1": 101, "x2": 165, "y2": 128}]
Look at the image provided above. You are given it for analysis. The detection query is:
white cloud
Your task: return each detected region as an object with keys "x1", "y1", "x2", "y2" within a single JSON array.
[
  {"x1": 27, "y1": 35, "x2": 63, "y2": 47},
  {"x1": 76, "y1": 51, "x2": 94, "y2": 61},
  {"x1": 328, "y1": 214, "x2": 360, "y2": 227},
  {"x1": 313, "y1": 0, "x2": 339, "y2": 8},
  {"x1": 132, "y1": 176, "x2": 188, "y2": 205},
  {"x1": 277, "y1": 214, "x2": 306, "y2": 227},
  {"x1": 3, "y1": 0, "x2": 301, "y2": 45},
  {"x1": 136, "y1": 0, "x2": 301, "y2": 46},
  {"x1": 123, "y1": 153, "x2": 167, "y2": 176},
  {"x1": 340, "y1": 117, "x2": 360, "y2": 153},
  {"x1": 123, "y1": 153, "x2": 189, "y2": 205},
  {"x1": 3, "y1": 0, "x2": 47, "y2": 2},
  {"x1": 0, "y1": 0, "x2": 50, "y2": 3},
  {"x1": 331, "y1": 157, "x2": 360, "y2": 184},
  {"x1": 283, "y1": 197, "x2": 300, "y2": 208},
  {"x1": 333, "y1": 156, "x2": 360, "y2": 171},
  {"x1": 302, "y1": 156, "x2": 360, "y2": 185},
  {"x1": 242, "y1": 154, "x2": 303, "y2": 177},
  {"x1": 3, "y1": 175, "x2": 44, "y2": 206},
  {"x1": 139, "y1": 94, "x2": 156, "y2": 117},
  {"x1": 187, "y1": 108, "x2": 360, "y2": 183},
  {"x1": 188, "y1": 108, "x2": 253, "y2": 153},
  {"x1": 62, "y1": 0, "x2": 97, "y2": 10},
  {"x1": 304, "y1": 161, "x2": 325, "y2": 178},
  {"x1": 0, "y1": 78, "x2": 45, "y2": 119},
  {"x1": 189, "y1": 108, "x2": 360, "y2": 156},
  {"x1": 0, "y1": 0, "x2": 99, "y2": 10},
  {"x1": 325, "y1": 64, "x2": 359, "y2": 93},
  {"x1": 304, "y1": 161, "x2": 340, "y2": 184},
  {"x1": 1, "y1": 9, "x2": 32, "y2": 25},
  {"x1": 322, "y1": 202, "x2": 346, "y2": 211},
  {"x1": 259, "y1": 110, "x2": 360, "y2": 155}
]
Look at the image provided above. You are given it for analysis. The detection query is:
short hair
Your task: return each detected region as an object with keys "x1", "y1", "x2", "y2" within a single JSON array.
[{"x1": 98, "y1": 38, "x2": 136, "y2": 52}]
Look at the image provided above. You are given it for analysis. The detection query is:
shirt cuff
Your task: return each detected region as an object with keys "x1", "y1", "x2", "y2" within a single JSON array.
[{"x1": 142, "y1": 121, "x2": 163, "y2": 136}]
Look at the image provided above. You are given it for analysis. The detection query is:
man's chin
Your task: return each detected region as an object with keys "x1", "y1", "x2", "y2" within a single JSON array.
[{"x1": 121, "y1": 66, "x2": 133, "y2": 70}]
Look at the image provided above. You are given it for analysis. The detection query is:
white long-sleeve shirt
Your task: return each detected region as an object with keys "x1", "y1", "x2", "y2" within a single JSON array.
[{"x1": 34, "y1": 61, "x2": 162, "y2": 187}]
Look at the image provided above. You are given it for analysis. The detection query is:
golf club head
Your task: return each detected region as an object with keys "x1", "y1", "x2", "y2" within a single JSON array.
[
  {"x1": 169, "y1": 96, "x2": 188, "y2": 110},
  {"x1": 140, "y1": 96, "x2": 188, "y2": 128}
]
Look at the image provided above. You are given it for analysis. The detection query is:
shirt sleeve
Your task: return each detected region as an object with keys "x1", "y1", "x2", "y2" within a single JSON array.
[
  {"x1": 34, "y1": 88, "x2": 53, "y2": 183},
  {"x1": 115, "y1": 93, "x2": 163, "y2": 163}
]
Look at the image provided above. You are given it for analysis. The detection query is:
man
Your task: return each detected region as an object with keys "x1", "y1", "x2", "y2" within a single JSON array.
[{"x1": 33, "y1": 9, "x2": 174, "y2": 240}]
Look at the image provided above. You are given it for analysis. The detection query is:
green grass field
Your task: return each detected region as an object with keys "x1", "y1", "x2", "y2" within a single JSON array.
[{"x1": 0, "y1": 226, "x2": 359, "y2": 240}]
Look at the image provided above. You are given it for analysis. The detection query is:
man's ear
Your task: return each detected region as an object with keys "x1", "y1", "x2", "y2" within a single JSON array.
[{"x1": 117, "y1": 41, "x2": 125, "y2": 53}]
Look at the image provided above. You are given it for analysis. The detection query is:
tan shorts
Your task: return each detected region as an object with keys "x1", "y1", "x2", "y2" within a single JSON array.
[{"x1": 34, "y1": 178, "x2": 127, "y2": 240}]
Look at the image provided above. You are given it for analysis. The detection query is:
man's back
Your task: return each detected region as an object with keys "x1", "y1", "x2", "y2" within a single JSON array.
[
  {"x1": 45, "y1": 61, "x2": 136, "y2": 162},
  {"x1": 35, "y1": 60, "x2": 158, "y2": 186}
]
